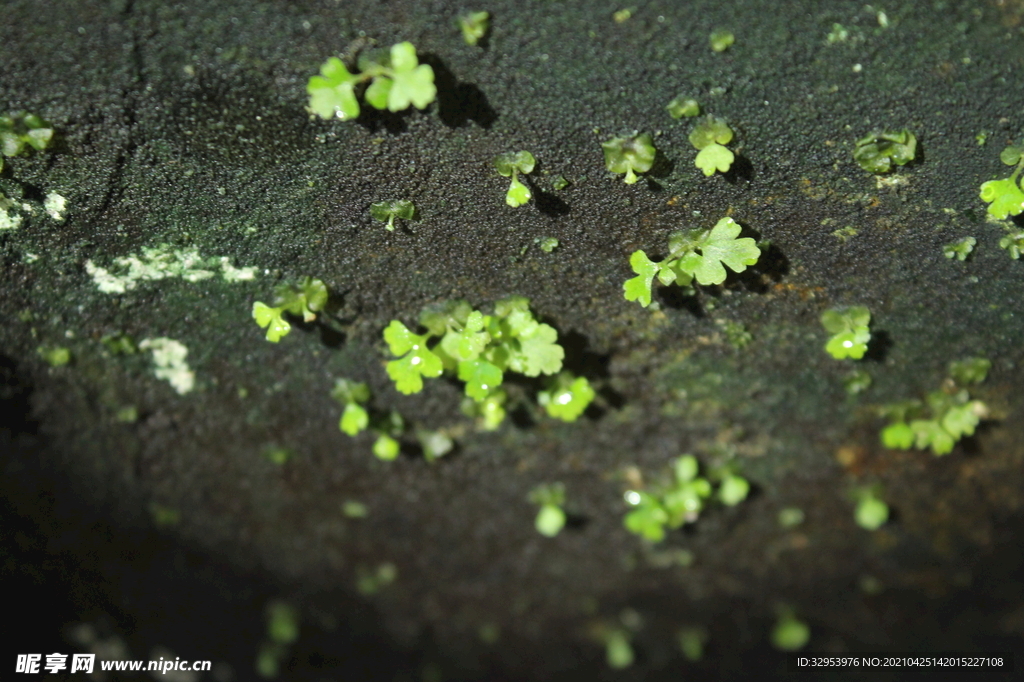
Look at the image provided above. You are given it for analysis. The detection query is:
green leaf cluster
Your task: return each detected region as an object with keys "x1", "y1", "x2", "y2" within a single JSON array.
[
  {"x1": 537, "y1": 372, "x2": 596, "y2": 422},
  {"x1": 623, "y1": 455, "x2": 749, "y2": 542},
  {"x1": 880, "y1": 357, "x2": 990, "y2": 455},
  {"x1": 820, "y1": 306, "x2": 871, "y2": 360},
  {"x1": 384, "y1": 298, "x2": 571, "y2": 429},
  {"x1": 709, "y1": 29, "x2": 735, "y2": 52},
  {"x1": 307, "y1": 42, "x2": 436, "y2": 121},
  {"x1": 494, "y1": 151, "x2": 535, "y2": 207},
  {"x1": 602, "y1": 133, "x2": 656, "y2": 184},
  {"x1": 943, "y1": 236, "x2": 976, "y2": 261},
  {"x1": 0, "y1": 112, "x2": 53, "y2": 172},
  {"x1": 666, "y1": 96, "x2": 700, "y2": 119},
  {"x1": 981, "y1": 144, "x2": 1024, "y2": 220},
  {"x1": 623, "y1": 217, "x2": 761, "y2": 307},
  {"x1": 852, "y1": 129, "x2": 916, "y2": 173},
  {"x1": 529, "y1": 483, "x2": 567, "y2": 537},
  {"x1": 370, "y1": 199, "x2": 415, "y2": 230},
  {"x1": 252, "y1": 278, "x2": 328, "y2": 342},
  {"x1": 331, "y1": 378, "x2": 413, "y2": 461},
  {"x1": 1000, "y1": 226, "x2": 1024, "y2": 259},
  {"x1": 689, "y1": 116, "x2": 735, "y2": 176},
  {"x1": 458, "y1": 11, "x2": 490, "y2": 46},
  {"x1": 854, "y1": 492, "x2": 889, "y2": 530}
]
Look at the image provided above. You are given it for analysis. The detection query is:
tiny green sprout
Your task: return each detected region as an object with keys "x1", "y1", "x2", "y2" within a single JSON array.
[
  {"x1": 948, "y1": 357, "x2": 991, "y2": 386},
  {"x1": 537, "y1": 236, "x2": 560, "y2": 253},
  {"x1": 943, "y1": 236, "x2": 976, "y2": 261},
  {"x1": 264, "y1": 446, "x2": 291, "y2": 465},
  {"x1": 115, "y1": 406, "x2": 139, "y2": 423},
  {"x1": 777, "y1": 507, "x2": 805, "y2": 528},
  {"x1": 716, "y1": 319, "x2": 752, "y2": 349},
  {"x1": 383, "y1": 319, "x2": 445, "y2": 393},
  {"x1": 677, "y1": 627, "x2": 707, "y2": 662},
  {"x1": 373, "y1": 434, "x2": 400, "y2": 461},
  {"x1": 602, "y1": 133, "x2": 656, "y2": 184},
  {"x1": 537, "y1": 372, "x2": 596, "y2": 422},
  {"x1": 551, "y1": 174, "x2": 570, "y2": 191},
  {"x1": 624, "y1": 216, "x2": 761, "y2": 307},
  {"x1": 604, "y1": 629, "x2": 634, "y2": 669},
  {"x1": 370, "y1": 199, "x2": 415, "y2": 231},
  {"x1": 984, "y1": 141, "x2": 1024, "y2": 220},
  {"x1": 37, "y1": 345, "x2": 71, "y2": 367},
  {"x1": 771, "y1": 613, "x2": 810, "y2": 651},
  {"x1": 717, "y1": 474, "x2": 750, "y2": 506},
  {"x1": 416, "y1": 428, "x2": 454, "y2": 462},
  {"x1": 252, "y1": 277, "x2": 328, "y2": 342},
  {"x1": 332, "y1": 378, "x2": 371, "y2": 436},
  {"x1": 613, "y1": 8, "x2": 633, "y2": 23},
  {"x1": 666, "y1": 96, "x2": 700, "y2": 119},
  {"x1": 458, "y1": 11, "x2": 490, "y2": 46},
  {"x1": 820, "y1": 306, "x2": 871, "y2": 360},
  {"x1": 266, "y1": 601, "x2": 299, "y2": 645},
  {"x1": 101, "y1": 332, "x2": 137, "y2": 355},
  {"x1": 852, "y1": 129, "x2": 916, "y2": 173},
  {"x1": 342, "y1": 500, "x2": 368, "y2": 517},
  {"x1": 529, "y1": 483, "x2": 567, "y2": 537},
  {"x1": 356, "y1": 562, "x2": 397, "y2": 595},
  {"x1": 843, "y1": 369, "x2": 872, "y2": 395},
  {"x1": 689, "y1": 116, "x2": 735, "y2": 176},
  {"x1": 854, "y1": 492, "x2": 889, "y2": 530},
  {"x1": 709, "y1": 29, "x2": 735, "y2": 52},
  {"x1": 0, "y1": 112, "x2": 54, "y2": 159},
  {"x1": 494, "y1": 151, "x2": 536, "y2": 206},
  {"x1": 623, "y1": 490, "x2": 670, "y2": 542},
  {"x1": 1000, "y1": 226, "x2": 1024, "y2": 259},
  {"x1": 307, "y1": 42, "x2": 436, "y2": 120}
]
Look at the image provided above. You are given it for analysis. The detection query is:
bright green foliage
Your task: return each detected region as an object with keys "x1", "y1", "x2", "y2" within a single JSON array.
[
  {"x1": 981, "y1": 143, "x2": 1024, "y2": 219},
  {"x1": 943, "y1": 236, "x2": 976, "y2": 261},
  {"x1": 623, "y1": 455, "x2": 746, "y2": 542},
  {"x1": 253, "y1": 278, "x2": 328, "y2": 342},
  {"x1": 854, "y1": 493, "x2": 889, "y2": 530},
  {"x1": 1000, "y1": 226, "x2": 1024, "y2": 259},
  {"x1": 852, "y1": 129, "x2": 916, "y2": 173},
  {"x1": 771, "y1": 613, "x2": 810, "y2": 651},
  {"x1": 373, "y1": 434, "x2": 400, "y2": 460},
  {"x1": 307, "y1": 42, "x2": 436, "y2": 121},
  {"x1": 666, "y1": 96, "x2": 700, "y2": 119},
  {"x1": 602, "y1": 133, "x2": 656, "y2": 184},
  {"x1": 529, "y1": 483, "x2": 567, "y2": 537},
  {"x1": 709, "y1": 29, "x2": 735, "y2": 52},
  {"x1": 537, "y1": 373, "x2": 596, "y2": 422},
  {"x1": 458, "y1": 11, "x2": 490, "y2": 45},
  {"x1": 820, "y1": 306, "x2": 871, "y2": 360},
  {"x1": 494, "y1": 151, "x2": 536, "y2": 206},
  {"x1": 332, "y1": 378, "x2": 371, "y2": 436},
  {"x1": 385, "y1": 298, "x2": 568, "y2": 428},
  {"x1": 624, "y1": 217, "x2": 760, "y2": 307},
  {"x1": 0, "y1": 112, "x2": 54, "y2": 164},
  {"x1": 370, "y1": 200, "x2": 415, "y2": 230},
  {"x1": 689, "y1": 116, "x2": 735, "y2": 176},
  {"x1": 880, "y1": 358, "x2": 990, "y2": 455}
]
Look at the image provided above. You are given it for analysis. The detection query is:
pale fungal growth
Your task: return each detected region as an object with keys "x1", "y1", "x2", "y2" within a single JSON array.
[
  {"x1": 44, "y1": 192, "x2": 66, "y2": 221},
  {"x1": 85, "y1": 245, "x2": 257, "y2": 293},
  {"x1": 139, "y1": 338, "x2": 195, "y2": 395}
]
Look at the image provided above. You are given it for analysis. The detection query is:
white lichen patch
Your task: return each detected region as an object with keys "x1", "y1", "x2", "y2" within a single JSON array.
[
  {"x1": 85, "y1": 244, "x2": 258, "y2": 293},
  {"x1": 139, "y1": 337, "x2": 195, "y2": 394},
  {"x1": 44, "y1": 192, "x2": 67, "y2": 221},
  {"x1": 0, "y1": 192, "x2": 22, "y2": 230}
]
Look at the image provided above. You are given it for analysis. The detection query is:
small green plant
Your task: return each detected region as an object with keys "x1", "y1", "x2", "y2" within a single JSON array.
[
  {"x1": 709, "y1": 29, "x2": 735, "y2": 52},
  {"x1": 37, "y1": 345, "x2": 71, "y2": 367},
  {"x1": 370, "y1": 199, "x2": 415, "y2": 230},
  {"x1": 771, "y1": 611, "x2": 810, "y2": 651},
  {"x1": 1000, "y1": 226, "x2": 1024, "y2": 259},
  {"x1": 331, "y1": 379, "x2": 412, "y2": 461},
  {"x1": 0, "y1": 112, "x2": 54, "y2": 169},
  {"x1": 307, "y1": 42, "x2": 436, "y2": 121},
  {"x1": 666, "y1": 96, "x2": 700, "y2": 119},
  {"x1": 880, "y1": 357, "x2": 990, "y2": 455},
  {"x1": 604, "y1": 629, "x2": 634, "y2": 669},
  {"x1": 537, "y1": 372, "x2": 596, "y2": 422},
  {"x1": 853, "y1": 489, "x2": 889, "y2": 530},
  {"x1": 458, "y1": 11, "x2": 490, "y2": 45},
  {"x1": 332, "y1": 378, "x2": 371, "y2": 436},
  {"x1": 537, "y1": 236, "x2": 560, "y2": 253},
  {"x1": 716, "y1": 319, "x2": 752, "y2": 349},
  {"x1": 529, "y1": 483, "x2": 567, "y2": 537},
  {"x1": 255, "y1": 600, "x2": 299, "y2": 678},
  {"x1": 252, "y1": 278, "x2": 328, "y2": 342},
  {"x1": 843, "y1": 369, "x2": 872, "y2": 395},
  {"x1": 602, "y1": 133, "x2": 656, "y2": 184},
  {"x1": 494, "y1": 151, "x2": 535, "y2": 206},
  {"x1": 820, "y1": 306, "x2": 871, "y2": 360},
  {"x1": 943, "y1": 236, "x2": 976, "y2": 261},
  {"x1": 689, "y1": 116, "x2": 735, "y2": 176},
  {"x1": 852, "y1": 129, "x2": 916, "y2": 173},
  {"x1": 623, "y1": 455, "x2": 749, "y2": 542},
  {"x1": 624, "y1": 217, "x2": 761, "y2": 307},
  {"x1": 980, "y1": 143, "x2": 1024, "y2": 220}
]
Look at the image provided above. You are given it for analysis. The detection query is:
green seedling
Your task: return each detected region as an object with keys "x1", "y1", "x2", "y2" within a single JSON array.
[
  {"x1": 602, "y1": 133, "x2": 656, "y2": 184},
  {"x1": 371, "y1": 200, "x2": 415, "y2": 230},
  {"x1": 37, "y1": 345, "x2": 71, "y2": 367},
  {"x1": 852, "y1": 129, "x2": 916, "y2": 173},
  {"x1": 1000, "y1": 226, "x2": 1024, "y2": 259},
  {"x1": 624, "y1": 216, "x2": 761, "y2": 307},
  {"x1": 689, "y1": 116, "x2": 735, "y2": 176},
  {"x1": 529, "y1": 483, "x2": 567, "y2": 537},
  {"x1": 820, "y1": 306, "x2": 871, "y2": 360},
  {"x1": 943, "y1": 236, "x2": 976, "y2": 261},
  {"x1": 771, "y1": 612, "x2": 810, "y2": 651},
  {"x1": 880, "y1": 357, "x2": 990, "y2": 455},
  {"x1": 843, "y1": 369, "x2": 872, "y2": 395},
  {"x1": 854, "y1": 490, "x2": 889, "y2": 530},
  {"x1": 416, "y1": 428, "x2": 454, "y2": 462},
  {"x1": 332, "y1": 378, "x2": 371, "y2": 436},
  {"x1": 494, "y1": 151, "x2": 535, "y2": 206},
  {"x1": 709, "y1": 29, "x2": 735, "y2": 52},
  {"x1": 253, "y1": 278, "x2": 328, "y2": 342},
  {"x1": 356, "y1": 562, "x2": 397, "y2": 595},
  {"x1": 604, "y1": 629, "x2": 634, "y2": 669},
  {"x1": 461, "y1": 389, "x2": 507, "y2": 431},
  {"x1": 264, "y1": 446, "x2": 291, "y2": 465},
  {"x1": 678, "y1": 627, "x2": 707, "y2": 661},
  {"x1": 256, "y1": 601, "x2": 299, "y2": 678},
  {"x1": 537, "y1": 236, "x2": 559, "y2": 253},
  {"x1": 537, "y1": 372, "x2": 596, "y2": 422},
  {"x1": 666, "y1": 96, "x2": 700, "y2": 119},
  {"x1": 307, "y1": 41, "x2": 436, "y2": 120},
  {"x1": 980, "y1": 143, "x2": 1024, "y2": 220},
  {"x1": 716, "y1": 319, "x2": 751, "y2": 349},
  {"x1": 0, "y1": 112, "x2": 54, "y2": 168},
  {"x1": 458, "y1": 11, "x2": 490, "y2": 45}
]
